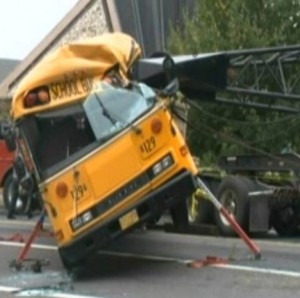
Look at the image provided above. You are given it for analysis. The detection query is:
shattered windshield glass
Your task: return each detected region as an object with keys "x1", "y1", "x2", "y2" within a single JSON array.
[{"x1": 83, "y1": 82, "x2": 156, "y2": 142}]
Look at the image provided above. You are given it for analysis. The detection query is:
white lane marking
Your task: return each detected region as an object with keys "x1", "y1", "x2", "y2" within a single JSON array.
[
  {"x1": 2, "y1": 218, "x2": 300, "y2": 249},
  {"x1": 214, "y1": 263, "x2": 300, "y2": 277},
  {"x1": 0, "y1": 285, "x2": 19, "y2": 292},
  {"x1": 0, "y1": 220, "x2": 34, "y2": 226},
  {"x1": 1, "y1": 241, "x2": 300, "y2": 280},
  {"x1": 0, "y1": 282, "x2": 102, "y2": 298},
  {"x1": 0, "y1": 241, "x2": 57, "y2": 250},
  {"x1": 16, "y1": 291, "x2": 102, "y2": 297},
  {"x1": 0, "y1": 219, "x2": 51, "y2": 228},
  {"x1": 98, "y1": 250, "x2": 300, "y2": 278}
]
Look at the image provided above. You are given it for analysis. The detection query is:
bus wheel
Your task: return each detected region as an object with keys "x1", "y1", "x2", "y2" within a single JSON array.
[
  {"x1": 59, "y1": 250, "x2": 86, "y2": 274},
  {"x1": 271, "y1": 206, "x2": 299, "y2": 237},
  {"x1": 3, "y1": 173, "x2": 26, "y2": 215},
  {"x1": 214, "y1": 176, "x2": 251, "y2": 236},
  {"x1": 170, "y1": 199, "x2": 189, "y2": 230}
]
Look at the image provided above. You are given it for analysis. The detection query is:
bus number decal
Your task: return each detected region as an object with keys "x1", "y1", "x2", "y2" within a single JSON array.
[
  {"x1": 140, "y1": 136, "x2": 156, "y2": 154},
  {"x1": 71, "y1": 183, "x2": 88, "y2": 200}
]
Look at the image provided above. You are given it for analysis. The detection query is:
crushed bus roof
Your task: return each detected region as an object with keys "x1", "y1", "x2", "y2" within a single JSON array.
[{"x1": 11, "y1": 32, "x2": 141, "y2": 119}]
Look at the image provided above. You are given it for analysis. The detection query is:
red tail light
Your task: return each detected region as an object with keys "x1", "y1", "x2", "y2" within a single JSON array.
[
  {"x1": 24, "y1": 87, "x2": 50, "y2": 108},
  {"x1": 38, "y1": 89, "x2": 50, "y2": 103},
  {"x1": 24, "y1": 92, "x2": 38, "y2": 107}
]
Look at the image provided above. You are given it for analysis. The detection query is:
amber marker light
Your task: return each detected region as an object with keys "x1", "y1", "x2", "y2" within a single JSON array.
[
  {"x1": 55, "y1": 230, "x2": 64, "y2": 242},
  {"x1": 180, "y1": 145, "x2": 189, "y2": 156},
  {"x1": 151, "y1": 118, "x2": 163, "y2": 134},
  {"x1": 56, "y1": 182, "x2": 68, "y2": 198}
]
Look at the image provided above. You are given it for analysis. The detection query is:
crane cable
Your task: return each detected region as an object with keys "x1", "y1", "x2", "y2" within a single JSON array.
[
  {"x1": 193, "y1": 102, "x2": 300, "y2": 126},
  {"x1": 190, "y1": 100, "x2": 300, "y2": 146},
  {"x1": 172, "y1": 99, "x2": 300, "y2": 171}
]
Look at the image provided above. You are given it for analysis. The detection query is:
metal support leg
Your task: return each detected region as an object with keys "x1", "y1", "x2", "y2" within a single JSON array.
[
  {"x1": 196, "y1": 177, "x2": 261, "y2": 259},
  {"x1": 10, "y1": 209, "x2": 49, "y2": 272}
]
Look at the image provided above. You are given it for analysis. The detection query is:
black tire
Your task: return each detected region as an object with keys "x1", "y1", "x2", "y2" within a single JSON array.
[
  {"x1": 170, "y1": 199, "x2": 189, "y2": 230},
  {"x1": 214, "y1": 176, "x2": 254, "y2": 236},
  {"x1": 59, "y1": 251, "x2": 86, "y2": 274},
  {"x1": 3, "y1": 173, "x2": 26, "y2": 215},
  {"x1": 271, "y1": 206, "x2": 299, "y2": 237},
  {"x1": 269, "y1": 179, "x2": 300, "y2": 237}
]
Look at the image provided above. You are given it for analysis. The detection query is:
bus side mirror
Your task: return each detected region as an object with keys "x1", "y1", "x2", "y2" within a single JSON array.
[
  {"x1": 163, "y1": 55, "x2": 176, "y2": 80},
  {"x1": 3, "y1": 127, "x2": 17, "y2": 152},
  {"x1": 160, "y1": 78, "x2": 180, "y2": 97}
]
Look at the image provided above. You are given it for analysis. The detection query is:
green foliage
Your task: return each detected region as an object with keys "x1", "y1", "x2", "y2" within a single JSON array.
[
  {"x1": 168, "y1": 0, "x2": 300, "y2": 162},
  {"x1": 0, "y1": 102, "x2": 10, "y2": 120}
]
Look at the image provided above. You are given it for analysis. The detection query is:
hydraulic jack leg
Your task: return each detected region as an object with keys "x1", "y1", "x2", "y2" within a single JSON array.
[{"x1": 9, "y1": 209, "x2": 50, "y2": 272}]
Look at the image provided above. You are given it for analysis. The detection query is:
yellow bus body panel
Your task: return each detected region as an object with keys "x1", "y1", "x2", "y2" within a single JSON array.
[{"x1": 42, "y1": 105, "x2": 197, "y2": 246}]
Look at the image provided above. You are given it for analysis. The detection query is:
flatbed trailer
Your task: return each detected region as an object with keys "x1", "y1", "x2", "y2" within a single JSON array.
[{"x1": 189, "y1": 153, "x2": 300, "y2": 237}]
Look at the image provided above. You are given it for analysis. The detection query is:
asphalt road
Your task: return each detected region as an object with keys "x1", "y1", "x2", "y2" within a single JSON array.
[{"x1": 0, "y1": 212, "x2": 300, "y2": 298}]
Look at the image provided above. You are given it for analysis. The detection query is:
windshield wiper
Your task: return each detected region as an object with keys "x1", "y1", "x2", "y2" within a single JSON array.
[{"x1": 95, "y1": 94, "x2": 117, "y2": 126}]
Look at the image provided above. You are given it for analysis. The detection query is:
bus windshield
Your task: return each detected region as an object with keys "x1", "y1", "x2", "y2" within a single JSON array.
[
  {"x1": 84, "y1": 82, "x2": 156, "y2": 141},
  {"x1": 18, "y1": 83, "x2": 156, "y2": 179}
]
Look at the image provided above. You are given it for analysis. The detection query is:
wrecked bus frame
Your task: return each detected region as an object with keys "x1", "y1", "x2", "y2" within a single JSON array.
[{"x1": 6, "y1": 33, "x2": 228, "y2": 270}]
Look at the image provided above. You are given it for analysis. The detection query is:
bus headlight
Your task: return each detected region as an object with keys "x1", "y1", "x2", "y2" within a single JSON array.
[
  {"x1": 71, "y1": 217, "x2": 83, "y2": 230},
  {"x1": 71, "y1": 210, "x2": 94, "y2": 231},
  {"x1": 151, "y1": 154, "x2": 174, "y2": 177},
  {"x1": 161, "y1": 155, "x2": 173, "y2": 168},
  {"x1": 82, "y1": 211, "x2": 93, "y2": 223},
  {"x1": 152, "y1": 163, "x2": 163, "y2": 176}
]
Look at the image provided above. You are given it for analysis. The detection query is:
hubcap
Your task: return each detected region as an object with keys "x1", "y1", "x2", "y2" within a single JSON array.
[
  {"x1": 7, "y1": 183, "x2": 24, "y2": 212},
  {"x1": 219, "y1": 190, "x2": 237, "y2": 226}
]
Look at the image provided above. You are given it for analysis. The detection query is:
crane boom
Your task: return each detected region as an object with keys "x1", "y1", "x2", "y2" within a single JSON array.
[{"x1": 219, "y1": 45, "x2": 300, "y2": 113}]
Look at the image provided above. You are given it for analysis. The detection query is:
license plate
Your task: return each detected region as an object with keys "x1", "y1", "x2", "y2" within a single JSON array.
[{"x1": 119, "y1": 209, "x2": 139, "y2": 230}]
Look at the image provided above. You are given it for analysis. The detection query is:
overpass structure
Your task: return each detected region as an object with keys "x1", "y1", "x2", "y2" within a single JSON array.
[
  {"x1": 0, "y1": 0, "x2": 299, "y2": 115},
  {"x1": 0, "y1": 0, "x2": 195, "y2": 100}
]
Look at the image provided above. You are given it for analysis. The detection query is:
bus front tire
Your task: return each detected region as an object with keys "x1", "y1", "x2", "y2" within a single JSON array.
[{"x1": 170, "y1": 199, "x2": 189, "y2": 231}]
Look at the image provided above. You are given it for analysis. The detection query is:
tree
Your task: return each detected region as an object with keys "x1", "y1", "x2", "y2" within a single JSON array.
[{"x1": 168, "y1": 0, "x2": 300, "y2": 164}]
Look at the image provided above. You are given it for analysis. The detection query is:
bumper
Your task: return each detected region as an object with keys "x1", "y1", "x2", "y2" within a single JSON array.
[{"x1": 58, "y1": 170, "x2": 197, "y2": 268}]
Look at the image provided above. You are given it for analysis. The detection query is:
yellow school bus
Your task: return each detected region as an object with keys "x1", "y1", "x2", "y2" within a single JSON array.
[{"x1": 9, "y1": 33, "x2": 204, "y2": 269}]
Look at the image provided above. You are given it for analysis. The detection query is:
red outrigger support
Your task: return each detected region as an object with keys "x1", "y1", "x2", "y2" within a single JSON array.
[
  {"x1": 10, "y1": 209, "x2": 50, "y2": 272},
  {"x1": 196, "y1": 177, "x2": 261, "y2": 259}
]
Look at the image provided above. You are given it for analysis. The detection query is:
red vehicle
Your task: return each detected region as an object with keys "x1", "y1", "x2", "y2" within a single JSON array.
[
  {"x1": 0, "y1": 139, "x2": 13, "y2": 186},
  {"x1": 0, "y1": 121, "x2": 17, "y2": 212}
]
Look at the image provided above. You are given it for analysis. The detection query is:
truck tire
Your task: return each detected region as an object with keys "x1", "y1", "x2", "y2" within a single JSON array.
[
  {"x1": 214, "y1": 176, "x2": 253, "y2": 236},
  {"x1": 3, "y1": 173, "x2": 26, "y2": 215},
  {"x1": 270, "y1": 179, "x2": 300, "y2": 237},
  {"x1": 271, "y1": 206, "x2": 299, "y2": 237}
]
